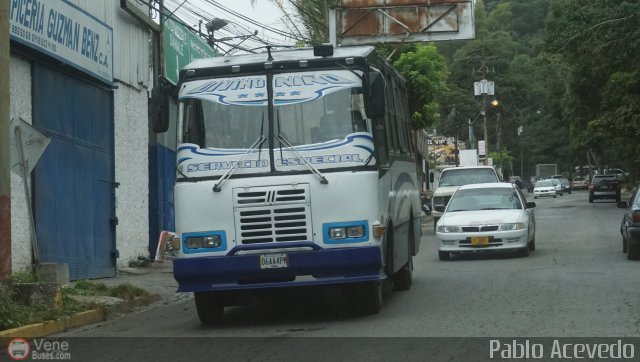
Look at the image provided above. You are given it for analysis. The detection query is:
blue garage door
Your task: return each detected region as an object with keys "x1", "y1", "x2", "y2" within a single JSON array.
[{"x1": 32, "y1": 64, "x2": 117, "y2": 280}]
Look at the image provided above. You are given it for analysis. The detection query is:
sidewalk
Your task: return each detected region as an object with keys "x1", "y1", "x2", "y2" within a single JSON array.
[
  {"x1": 100, "y1": 260, "x2": 187, "y2": 306},
  {"x1": 0, "y1": 261, "x2": 185, "y2": 338}
]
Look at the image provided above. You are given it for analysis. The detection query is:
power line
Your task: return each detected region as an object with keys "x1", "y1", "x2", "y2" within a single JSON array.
[{"x1": 164, "y1": 0, "x2": 297, "y2": 52}]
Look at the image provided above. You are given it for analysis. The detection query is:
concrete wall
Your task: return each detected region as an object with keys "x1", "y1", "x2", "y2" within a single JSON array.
[
  {"x1": 114, "y1": 83, "x2": 149, "y2": 266},
  {"x1": 9, "y1": 55, "x2": 33, "y2": 273}
]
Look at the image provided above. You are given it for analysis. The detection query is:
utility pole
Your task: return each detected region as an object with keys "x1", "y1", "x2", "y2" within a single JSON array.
[
  {"x1": 474, "y1": 79, "x2": 494, "y2": 165},
  {"x1": 0, "y1": 0, "x2": 12, "y2": 281}
]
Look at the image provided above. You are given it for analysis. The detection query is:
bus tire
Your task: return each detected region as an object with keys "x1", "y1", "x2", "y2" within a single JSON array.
[
  {"x1": 361, "y1": 281, "x2": 383, "y2": 315},
  {"x1": 393, "y1": 219, "x2": 414, "y2": 291},
  {"x1": 347, "y1": 281, "x2": 382, "y2": 315},
  {"x1": 194, "y1": 292, "x2": 224, "y2": 325},
  {"x1": 393, "y1": 253, "x2": 413, "y2": 291}
]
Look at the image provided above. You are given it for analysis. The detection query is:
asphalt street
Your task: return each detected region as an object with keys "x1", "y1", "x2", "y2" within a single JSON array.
[{"x1": 56, "y1": 190, "x2": 640, "y2": 340}]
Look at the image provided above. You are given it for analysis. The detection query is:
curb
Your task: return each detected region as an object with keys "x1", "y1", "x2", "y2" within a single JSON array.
[
  {"x1": 0, "y1": 294, "x2": 160, "y2": 338},
  {"x1": 0, "y1": 310, "x2": 106, "y2": 338}
]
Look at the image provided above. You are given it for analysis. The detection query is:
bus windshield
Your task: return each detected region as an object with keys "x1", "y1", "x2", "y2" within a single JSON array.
[{"x1": 180, "y1": 70, "x2": 368, "y2": 149}]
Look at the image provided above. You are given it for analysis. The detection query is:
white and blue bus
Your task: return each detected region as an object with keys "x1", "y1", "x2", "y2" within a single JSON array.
[{"x1": 170, "y1": 44, "x2": 422, "y2": 324}]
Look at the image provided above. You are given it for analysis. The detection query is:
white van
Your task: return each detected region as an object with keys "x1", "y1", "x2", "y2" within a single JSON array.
[{"x1": 431, "y1": 166, "x2": 501, "y2": 226}]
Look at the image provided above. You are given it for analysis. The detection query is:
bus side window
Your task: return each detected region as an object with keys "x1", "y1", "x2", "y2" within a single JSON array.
[
  {"x1": 351, "y1": 110, "x2": 367, "y2": 132},
  {"x1": 184, "y1": 101, "x2": 205, "y2": 147}
]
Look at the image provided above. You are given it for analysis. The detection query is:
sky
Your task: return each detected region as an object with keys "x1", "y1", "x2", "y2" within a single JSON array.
[{"x1": 164, "y1": 0, "x2": 299, "y2": 54}]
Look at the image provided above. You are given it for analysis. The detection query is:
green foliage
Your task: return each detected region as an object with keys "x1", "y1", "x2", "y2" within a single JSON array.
[
  {"x1": 393, "y1": 44, "x2": 450, "y2": 129},
  {"x1": 11, "y1": 269, "x2": 40, "y2": 283},
  {"x1": 489, "y1": 148, "x2": 514, "y2": 168},
  {"x1": 544, "y1": 0, "x2": 640, "y2": 177},
  {"x1": 281, "y1": 0, "x2": 638, "y2": 181},
  {"x1": 0, "y1": 279, "x2": 150, "y2": 330},
  {"x1": 109, "y1": 283, "x2": 149, "y2": 301}
]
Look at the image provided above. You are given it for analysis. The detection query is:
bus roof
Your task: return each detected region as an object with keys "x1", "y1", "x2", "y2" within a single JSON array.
[{"x1": 183, "y1": 45, "x2": 376, "y2": 71}]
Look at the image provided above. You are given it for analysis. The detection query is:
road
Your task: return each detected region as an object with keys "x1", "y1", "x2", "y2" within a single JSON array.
[{"x1": 54, "y1": 190, "x2": 640, "y2": 358}]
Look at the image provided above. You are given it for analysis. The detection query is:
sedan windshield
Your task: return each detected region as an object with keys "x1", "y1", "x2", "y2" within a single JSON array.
[
  {"x1": 447, "y1": 188, "x2": 522, "y2": 212},
  {"x1": 535, "y1": 180, "x2": 552, "y2": 187}
]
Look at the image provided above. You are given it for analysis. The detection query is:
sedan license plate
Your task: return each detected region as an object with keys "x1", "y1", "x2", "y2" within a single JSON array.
[
  {"x1": 260, "y1": 253, "x2": 288, "y2": 269},
  {"x1": 471, "y1": 236, "x2": 489, "y2": 246}
]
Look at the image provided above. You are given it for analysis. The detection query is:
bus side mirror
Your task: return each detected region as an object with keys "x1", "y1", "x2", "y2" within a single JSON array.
[
  {"x1": 429, "y1": 172, "x2": 435, "y2": 183},
  {"x1": 150, "y1": 86, "x2": 171, "y2": 133},
  {"x1": 364, "y1": 71, "x2": 385, "y2": 119}
]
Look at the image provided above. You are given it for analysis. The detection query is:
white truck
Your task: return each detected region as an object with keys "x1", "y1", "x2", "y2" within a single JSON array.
[
  {"x1": 430, "y1": 166, "x2": 501, "y2": 227},
  {"x1": 535, "y1": 164, "x2": 558, "y2": 181}
]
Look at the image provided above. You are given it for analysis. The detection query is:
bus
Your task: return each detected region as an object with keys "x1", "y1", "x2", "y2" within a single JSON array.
[{"x1": 169, "y1": 44, "x2": 422, "y2": 324}]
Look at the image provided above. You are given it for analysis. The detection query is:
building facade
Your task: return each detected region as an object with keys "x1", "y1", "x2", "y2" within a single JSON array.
[{"x1": 9, "y1": 0, "x2": 150, "y2": 279}]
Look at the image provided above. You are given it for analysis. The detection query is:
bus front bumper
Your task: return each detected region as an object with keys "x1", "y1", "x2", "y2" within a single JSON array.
[{"x1": 173, "y1": 243, "x2": 383, "y2": 292}]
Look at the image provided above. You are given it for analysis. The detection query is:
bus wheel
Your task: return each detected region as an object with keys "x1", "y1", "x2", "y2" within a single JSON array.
[
  {"x1": 194, "y1": 292, "x2": 224, "y2": 325},
  {"x1": 393, "y1": 221, "x2": 414, "y2": 291},
  {"x1": 348, "y1": 281, "x2": 382, "y2": 315},
  {"x1": 392, "y1": 253, "x2": 412, "y2": 291},
  {"x1": 362, "y1": 281, "x2": 383, "y2": 314}
]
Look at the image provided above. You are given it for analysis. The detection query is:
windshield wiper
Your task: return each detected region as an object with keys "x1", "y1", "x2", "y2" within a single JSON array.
[
  {"x1": 277, "y1": 133, "x2": 328, "y2": 185},
  {"x1": 212, "y1": 135, "x2": 266, "y2": 192}
]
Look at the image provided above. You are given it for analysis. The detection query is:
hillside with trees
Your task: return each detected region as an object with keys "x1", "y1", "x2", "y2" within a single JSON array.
[{"x1": 279, "y1": 0, "x2": 639, "y2": 183}]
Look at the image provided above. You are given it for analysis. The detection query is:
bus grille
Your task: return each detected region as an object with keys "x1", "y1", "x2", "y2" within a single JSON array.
[{"x1": 233, "y1": 185, "x2": 311, "y2": 244}]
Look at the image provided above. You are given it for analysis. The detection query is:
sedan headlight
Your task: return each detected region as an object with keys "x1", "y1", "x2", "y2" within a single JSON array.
[
  {"x1": 498, "y1": 223, "x2": 525, "y2": 231},
  {"x1": 436, "y1": 225, "x2": 462, "y2": 233}
]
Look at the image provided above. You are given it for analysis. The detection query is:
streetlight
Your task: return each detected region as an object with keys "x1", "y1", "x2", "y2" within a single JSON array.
[{"x1": 205, "y1": 18, "x2": 229, "y2": 47}]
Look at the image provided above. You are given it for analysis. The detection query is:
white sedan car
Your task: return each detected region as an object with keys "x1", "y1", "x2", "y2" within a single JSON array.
[
  {"x1": 435, "y1": 183, "x2": 536, "y2": 260},
  {"x1": 533, "y1": 180, "x2": 557, "y2": 199}
]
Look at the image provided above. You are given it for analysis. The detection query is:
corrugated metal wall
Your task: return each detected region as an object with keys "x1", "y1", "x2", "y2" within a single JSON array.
[{"x1": 69, "y1": 0, "x2": 150, "y2": 89}]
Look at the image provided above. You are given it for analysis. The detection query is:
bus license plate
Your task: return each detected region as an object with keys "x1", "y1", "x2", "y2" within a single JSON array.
[
  {"x1": 471, "y1": 236, "x2": 489, "y2": 246},
  {"x1": 260, "y1": 253, "x2": 288, "y2": 269}
]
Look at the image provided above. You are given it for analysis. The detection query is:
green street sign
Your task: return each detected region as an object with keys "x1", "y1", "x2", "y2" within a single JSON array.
[{"x1": 163, "y1": 16, "x2": 216, "y2": 85}]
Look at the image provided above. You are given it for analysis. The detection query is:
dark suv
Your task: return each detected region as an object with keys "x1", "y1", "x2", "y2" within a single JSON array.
[{"x1": 589, "y1": 174, "x2": 620, "y2": 203}]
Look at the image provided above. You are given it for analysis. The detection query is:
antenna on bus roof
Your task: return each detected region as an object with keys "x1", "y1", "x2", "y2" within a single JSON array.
[{"x1": 266, "y1": 45, "x2": 274, "y2": 61}]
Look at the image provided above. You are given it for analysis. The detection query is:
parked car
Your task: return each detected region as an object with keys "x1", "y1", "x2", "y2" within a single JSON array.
[
  {"x1": 571, "y1": 176, "x2": 589, "y2": 190},
  {"x1": 589, "y1": 174, "x2": 620, "y2": 203},
  {"x1": 430, "y1": 166, "x2": 501, "y2": 228},
  {"x1": 435, "y1": 182, "x2": 536, "y2": 260},
  {"x1": 618, "y1": 189, "x2": 640, "y2": 260},
  {"x1": 533, "y1": 180, "x2": 556, "y2": 199},
  {"x1": 550, "y1": 178, "x2": 563, "y2": 196},
  {"x1": 558, "y1": 178, "x2": 572, "y2": 194}
]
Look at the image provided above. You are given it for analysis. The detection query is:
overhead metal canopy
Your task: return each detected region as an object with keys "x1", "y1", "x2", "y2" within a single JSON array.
[{"x1": 330, "y1": 0, "x2": 475, "y2": 46}]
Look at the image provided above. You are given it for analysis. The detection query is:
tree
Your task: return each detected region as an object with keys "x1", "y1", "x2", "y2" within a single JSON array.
[
  {"x1": 545, "y1": 0, "x2": 640, "y2": 177},
  {"x1": 393, "y1": 44, "x2": 450, "y2": 130}
]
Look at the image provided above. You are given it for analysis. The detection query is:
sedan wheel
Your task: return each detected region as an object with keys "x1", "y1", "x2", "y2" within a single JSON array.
[
  {"x1": 438, "y1": 251, "x2": 450, "y2": 261},
  {"x1": 623, "y1": 236, "x2": 628, "y2": 253},
  {"x1": 628, "y1": 239, "x2": 639, "y2": 260},
  {"x1": 528, "y1": 237, "x2": 536, "y2": 251}
]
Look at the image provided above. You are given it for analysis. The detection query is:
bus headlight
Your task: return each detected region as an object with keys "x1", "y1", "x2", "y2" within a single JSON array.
[
  {"x1": 329, "y1": 225, "x2": 366, "y2": 239},
  {"x1": 185, "y1": 235, "x2": 221, "y2": 249},
  {"x1": 324, "y1": 221, "x2": 369, "y2": 243},
  {"x1": 329, "y1": 227, "x2": 346, "y2": 239},
  {"x1": 346, "y1": 225, "x2": 365, "y2": 238}
]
